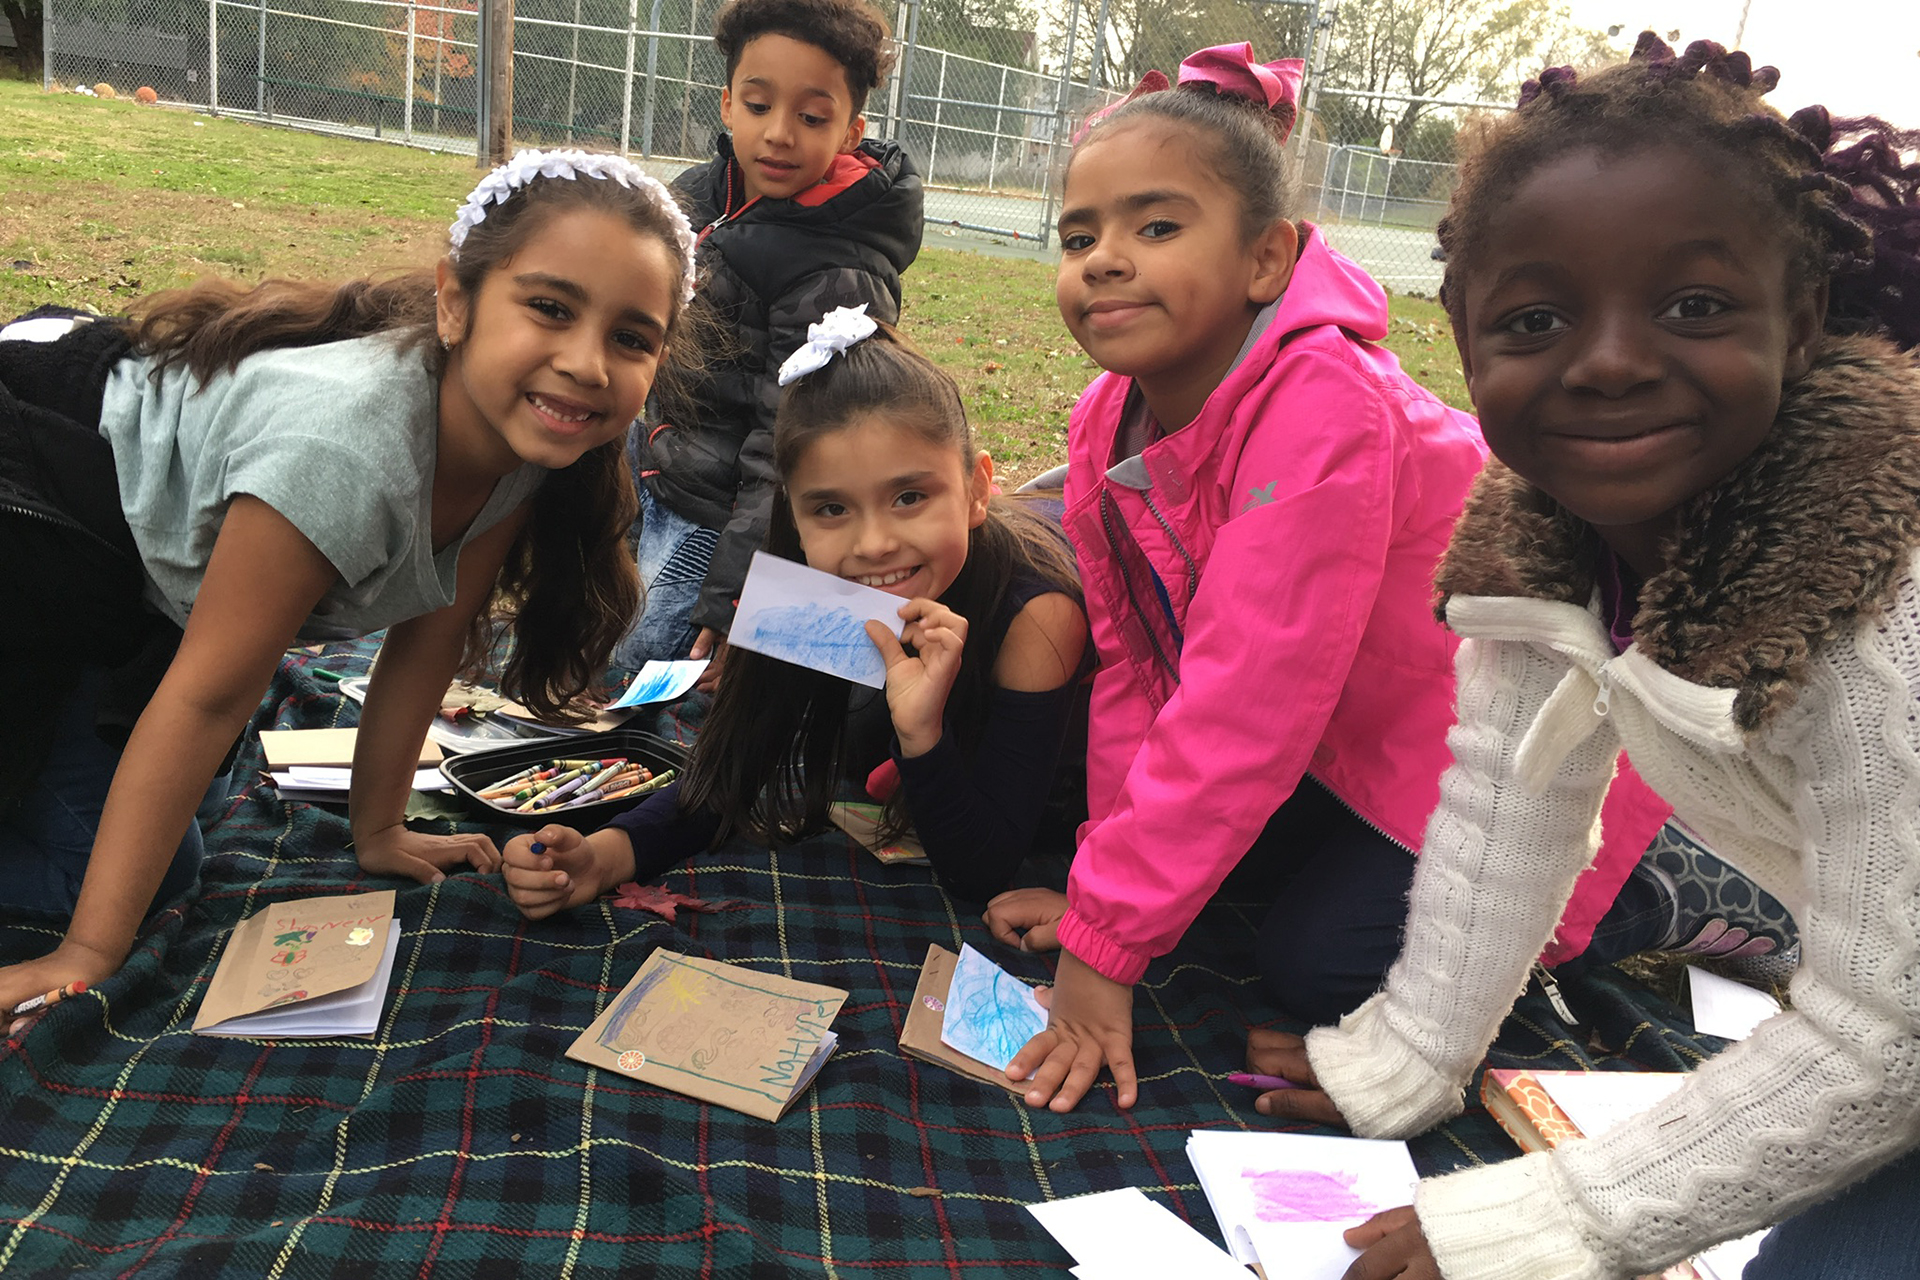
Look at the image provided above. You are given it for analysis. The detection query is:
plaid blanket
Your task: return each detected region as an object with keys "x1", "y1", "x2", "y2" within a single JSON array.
[{"x1": 0, "y1": 650, "x2": 1721, "y2": 1278}]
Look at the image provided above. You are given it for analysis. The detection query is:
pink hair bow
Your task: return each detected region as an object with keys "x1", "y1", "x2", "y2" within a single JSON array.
[
  {"x1": 1178, "y1": 42, "x2": 1304, "y2": 141},
  {"x1": 1071, "y1": 42, "x2": 1304, "y2": 145}
]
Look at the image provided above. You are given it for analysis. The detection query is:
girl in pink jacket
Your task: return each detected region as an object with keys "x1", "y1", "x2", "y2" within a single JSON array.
[{"x1": 985, "y1": 44, "x2": 1692, "y2": 1113}]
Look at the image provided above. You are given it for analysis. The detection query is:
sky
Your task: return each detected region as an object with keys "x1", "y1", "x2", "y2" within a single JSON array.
[{"x1": 1563, "y1": 0, "x2": 1920, "y2": 123}]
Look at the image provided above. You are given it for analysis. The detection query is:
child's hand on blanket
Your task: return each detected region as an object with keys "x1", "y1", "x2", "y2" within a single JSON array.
[
  {"x1": 1005, "y1": 948, "x2": 1138, "y2": 1112},
  {"x1": 502, "y1": 826, "x2": 637, "y2": 920},
  {"x1": 1245, "y1": 1028, "x2": 1349, "y2": 1126},
  {"x1": 982, "y1": 888, "x2": 1068, "y2": 951},
  {"x1": 355, "y1": 825, "x2": 502, "y2": 884}
]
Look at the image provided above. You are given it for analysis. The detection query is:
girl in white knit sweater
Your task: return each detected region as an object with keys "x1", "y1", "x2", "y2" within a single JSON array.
[{"x1": 1247, "y1": 35, "x2": 1920, "y2": 1280}]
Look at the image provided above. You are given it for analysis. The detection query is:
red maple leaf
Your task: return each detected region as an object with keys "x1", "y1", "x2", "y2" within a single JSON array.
[{"x1": 610, "y1": 882, "x2": 718, "y2": 924}]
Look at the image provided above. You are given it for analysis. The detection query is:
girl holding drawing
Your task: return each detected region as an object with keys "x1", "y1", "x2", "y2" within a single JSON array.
[
  {"x1": 502, "y1": 313, "x2": 1088, "y2": 913},
  {"x1": 0, "y1": 149, "x2": 698, "y2": 1018},
  {"x1": 1248, "y1": 37, "x2": 1920, "y2": 1280}
]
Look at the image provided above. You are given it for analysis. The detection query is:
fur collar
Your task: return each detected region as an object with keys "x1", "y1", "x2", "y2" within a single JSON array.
[{"x1": 1436, "y1": 334, "x2": 1920, "y2": 731}]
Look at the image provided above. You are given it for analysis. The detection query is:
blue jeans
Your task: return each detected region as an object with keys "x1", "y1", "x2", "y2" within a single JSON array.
[
  {"x1": 614, "y1": 484, "x2": 721, "y2": 670},
  {"x1": 1744, "y1": 1147, "x2": 1920, "y2": 1278},
  {"x1": 0, "y1": 666, "x2": 219, "y2": 921}
]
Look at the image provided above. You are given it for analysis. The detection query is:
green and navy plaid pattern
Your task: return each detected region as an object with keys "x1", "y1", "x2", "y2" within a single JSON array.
[{"x1": 0, "y1": 646, "x2": 1719, "y2": 1277}]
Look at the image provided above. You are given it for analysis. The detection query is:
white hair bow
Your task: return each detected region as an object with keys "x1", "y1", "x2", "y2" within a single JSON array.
[
  {"x1": 778, "y1": 305, "x2": 879, "y2": 386},
  {"x1": 448, "y1": 148, "x2": 698, "y2": 305}
]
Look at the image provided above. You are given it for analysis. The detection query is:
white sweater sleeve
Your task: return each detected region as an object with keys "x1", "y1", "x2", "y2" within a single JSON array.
[
  {"x1": 1321, "y1": 609, "x2": 1920, "y2": 1280},
  {"x1": 1306, "y1": 634, "x2": 1620, "y2": 1137}
]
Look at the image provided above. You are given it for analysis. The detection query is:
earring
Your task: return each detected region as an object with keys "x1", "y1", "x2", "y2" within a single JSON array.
[{"x1": 439, "y1": 335, "x2": 452, "y2": 352}]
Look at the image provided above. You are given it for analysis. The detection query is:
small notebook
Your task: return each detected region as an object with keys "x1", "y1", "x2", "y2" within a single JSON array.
[
  {"x1": 192, "y1": 890, "x2": 400, "y2": 1038},
  {"x1": 1186, "y1": 1129, "x2": 1419, "y2": 1280},
  {"x1": 566, "y1": 950, "x2": 847, "y2": 1122},
  {"x1": 897, "y1": 944, "x2": 1031, "y2": 1095},
  {"x1": 830, "y1": 802, "x2": 930, "y2": 865},
  {"x1": 1479, "y1": 1068, "x2": 1768, "y2": 1280}
]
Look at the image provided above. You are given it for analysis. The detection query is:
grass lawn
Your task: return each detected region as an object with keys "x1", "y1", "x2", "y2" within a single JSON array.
[{"x1": 0, "y1": 76, "x2": 1470, "y2": 484}]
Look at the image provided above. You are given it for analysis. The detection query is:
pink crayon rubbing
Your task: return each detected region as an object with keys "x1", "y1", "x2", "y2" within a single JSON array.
[{"x1": 1245, "y1": 1168, "x2": 1380, "y2": 1223}]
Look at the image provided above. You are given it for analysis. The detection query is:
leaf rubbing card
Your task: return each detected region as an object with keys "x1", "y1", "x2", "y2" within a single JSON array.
[{"x1": 567, "y1": 951, "x2": 847, "y2": 1122}]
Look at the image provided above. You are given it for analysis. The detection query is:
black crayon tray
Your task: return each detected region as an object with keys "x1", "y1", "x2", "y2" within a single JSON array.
[{"x1": 440, "y1": 728, "x2": 690, "y2": 830}]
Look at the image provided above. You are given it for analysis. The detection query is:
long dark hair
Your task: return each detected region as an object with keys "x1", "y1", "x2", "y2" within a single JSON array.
[
  {"x1": 1439, "y1": 34, "x2": 1920, "y2": 351},
  {"x1": 123, "y1": 162, "x2": 707, "y2": 718},
  {"x1": 679, "y1": 326, "x2": 1081, "y2": 844}
]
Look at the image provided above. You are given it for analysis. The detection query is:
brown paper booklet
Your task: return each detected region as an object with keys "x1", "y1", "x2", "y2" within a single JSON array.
[
  {"x1": 897, "y1": 944, "x2": 1027, "y2": 1096},
  {"x1": 192, "y1": 890, "x2": 400, "y2": 1038},
  {"x1": 828, "y1": 802, "x2": 929, "y2": 865},
  {"x1": 566, "y1": 951, "x2": 847, "y2": 1122}
]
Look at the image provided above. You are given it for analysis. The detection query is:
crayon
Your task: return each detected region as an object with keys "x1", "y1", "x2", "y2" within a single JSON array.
[
  {"x1": 1227, "y1": 1072, "x2": 1298, "y2": 1092},
  {"x1": 11, "y1": 981, "x2": 87, "y2": 1017},
  {"x1": 531, "y1": 774, "x2": 592, "y2": 809},
  {"x1": 549, "y1": 769, "x2": 651, "y2": 810}
]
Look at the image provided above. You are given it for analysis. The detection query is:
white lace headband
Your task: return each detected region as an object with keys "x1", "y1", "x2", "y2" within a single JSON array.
[
  {"x1": 778, "y1": 305, "x2": 879, "y2": 385},
  {"x1": 448, "y1": 148, "x2": 698, "y2": 306}
]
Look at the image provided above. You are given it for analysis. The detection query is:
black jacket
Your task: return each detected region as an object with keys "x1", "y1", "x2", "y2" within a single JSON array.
[
  {"x1": 1, "y1": 317, "x2": 182, "y2": 798},
  {"x1": 637, "y1": 134, "x2": 923, "y2": 633}
]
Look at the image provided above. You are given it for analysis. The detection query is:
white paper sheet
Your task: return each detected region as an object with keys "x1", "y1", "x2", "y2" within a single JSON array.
[
  {"x1": 1688, "y1": 966, "x2": 1782, "y2": 1041},
  {"x1": 195, "y1": 926, "x2": 400, "y2": 1038},
  {"x1": 1536, "y1": 1072, "x2": 1688, "y2": 1139},
  {"x1": 607, "y1": 659, "x2": 711, "y2": 708},
  {"x1": 272, "y1": 767, "x2": 451, "y2": 797},
  {"x1": 1026, "y1": 1187, "x2": 1248, "y2": 1280},
  {"x1": 938, "y1": 943, "x2": 1048, "y2": 1074},
  {"x1": 1186, "y1": 1130, "x2": 1418, "y2": 1277},
  {"x1": 1694, "y1": 1229, "x2": 1771, "y2": 1280},
  {"x1": 727, "y1": 552, "x2": 906, "y2": 689}
]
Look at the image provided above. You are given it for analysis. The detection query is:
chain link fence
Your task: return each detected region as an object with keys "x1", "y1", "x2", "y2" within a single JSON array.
[
  {"x1": 40, "y1": 0, "x2": 1125, "y2": 247},
  {"x1": 39, "y1": 0, "x2": 1502, "y2": 289},
  {"x1": 1293, "y1": 86, "x2": 1513, "y2": 297}
]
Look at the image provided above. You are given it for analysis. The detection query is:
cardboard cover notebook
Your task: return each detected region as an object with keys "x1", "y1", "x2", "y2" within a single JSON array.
[
  {"x1": 829, "y1": 802, "x2": 929, "y2": 866},
  {"x1": 567, "y1": 951, "x2": 847, "y2": 1122},
  {"x1": 897, "y1": 944, "x2": 1036, "y2": 1096},
  {"x1": 192, "y1": 890, "x2": 400, "y2": 1038}
]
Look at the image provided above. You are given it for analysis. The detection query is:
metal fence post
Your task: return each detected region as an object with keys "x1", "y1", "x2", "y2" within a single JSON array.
[
  {"x1": 208, "y1": 0, "x2": 220, "y2": 113},
  {"x1": 565, "y1": 0, "x2": 581, "y2": 142},
  {"x1": 403, "y1": 2, "x2": 417, "y2": 141},
  {"x1": 894, "y1": 0, "x2": 919, "y2": 142},
  {"x1": 987, "y1": 64, "x2": 1006, "y2": 190},
  {"x1": 254, "y1": 0, "x2": 266, "y2": 114},
  {"x1": 1038, "y1": 0, "x2": 1081, "y2": 248},
  {"x1": 926, "y1": 49, "x2": 946, "y2": 183},
  {"x1": 638, "y1": 0, "x2": 664, "y2": 157},
  {"x1": 619, "y1": 0, "x2": 638, "y2": 154},
  {"x1": 40, "y1": 0, "x2": 50, "y2": 92},
  {"x1": 432, "y1": 2, "x2": 445, "y2": 135}
]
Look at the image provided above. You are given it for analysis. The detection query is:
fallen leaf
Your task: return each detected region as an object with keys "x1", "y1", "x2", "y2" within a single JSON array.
[
  {"x1": 611, "y1": 882, "x2": 718, "y2": 924},
  {"x1": 983, "y1": 361, "x2": 1003, "y2": 373},
  {"x1": 906, "y1": 1186, "x2": 941, "y2": 1197},
  {"x1": 253, "y1": 1162, "x2": 274, "y2": 1172}
]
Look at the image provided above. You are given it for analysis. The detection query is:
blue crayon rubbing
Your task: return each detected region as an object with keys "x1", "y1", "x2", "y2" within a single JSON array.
[
  {"x1": 939, "y1": 943, "x2": 1048, "y2": 1073},
  {"x1": 738, "y1": 602, "x2": 886, "y2": 687}
]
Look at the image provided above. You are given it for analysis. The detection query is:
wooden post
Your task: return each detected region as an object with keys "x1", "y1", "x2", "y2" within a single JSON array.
[{"x1": 480, "y1": 0, "x2": 514, "y2": 166}]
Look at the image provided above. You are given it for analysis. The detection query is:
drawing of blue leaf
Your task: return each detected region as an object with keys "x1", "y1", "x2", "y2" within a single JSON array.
[
  {"x1": 939, "y1": 944, "x2": 1048, "y2": 1072},
  {"x1": 740, "y1": 603, "x2": 885, "y2": 686}
]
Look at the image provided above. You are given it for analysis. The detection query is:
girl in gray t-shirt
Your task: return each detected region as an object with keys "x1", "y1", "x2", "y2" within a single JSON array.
[{"x1": 0, "y1": 149, "x2": 700, "y2": 1025}]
